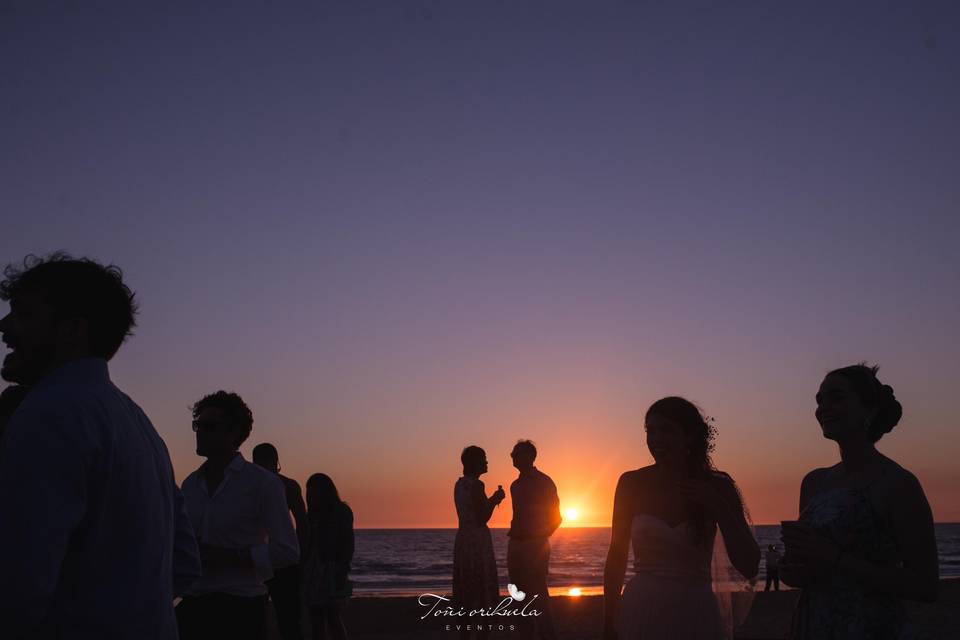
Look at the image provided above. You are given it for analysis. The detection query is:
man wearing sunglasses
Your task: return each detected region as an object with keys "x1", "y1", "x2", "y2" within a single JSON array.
[{"x1": 178, "y1": 391, "x2": 300, "y2": 640}]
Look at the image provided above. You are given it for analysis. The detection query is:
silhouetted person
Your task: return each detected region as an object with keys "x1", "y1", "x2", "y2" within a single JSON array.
[
  {"x1": 253, "y1": 442, "x2": 307, "y2": 640},
  {"x1": 453, "y1": 446, "x2": 505, "y2": 640},
  {"x1": 303, "y1": 473, "x2": 354, "y2": 640},
  {"x1": 508, "y1": 440, "x2": 561, "y2": 640},
  {"x1": 0, "y1": 253, "x2": 201, "y2": 638},
  {"x1": 781, "y1": 364, "x2": 938, "y2": 638},
  {"x1": 0, "y1": 384, "x2": 30, "y2": 442},
  {"x1": 603, "y1": 397, "x2": 759, "y2": 640},
  {"x1": 178, "y1": 391, "x2": 300, "y2": 640},
  {"x1": 765, "y1": 545, "x2": 781, "y2": 591}
]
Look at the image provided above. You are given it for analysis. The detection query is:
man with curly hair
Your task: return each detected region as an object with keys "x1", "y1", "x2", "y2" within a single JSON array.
[
  {"x1": 178, "y1": 390, "x2": 300, "y2": 640},
  {"x1": 0, "y1": 253, "x2": 201, "y2": 639}
]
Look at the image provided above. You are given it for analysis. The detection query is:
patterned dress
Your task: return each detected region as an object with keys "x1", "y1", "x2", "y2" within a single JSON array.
[
  {"x1": 452, "y1": 476, "x2": 500, "y2": 609},
  {"x1": 790, "y1": 485, "x2": 909, "y2": 639},
  {"x1": 302, "y1": 502, "x2": 354, "y2": 607}
]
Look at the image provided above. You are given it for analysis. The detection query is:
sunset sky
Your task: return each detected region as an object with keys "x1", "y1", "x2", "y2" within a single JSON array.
[{"x1": 2, "y1": 2, "x2": 958, "y2": 527}]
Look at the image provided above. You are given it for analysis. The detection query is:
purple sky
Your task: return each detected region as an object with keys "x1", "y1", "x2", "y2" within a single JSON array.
[{"x1": 2, "y1": 2, "x2": 959, "y2": 526}]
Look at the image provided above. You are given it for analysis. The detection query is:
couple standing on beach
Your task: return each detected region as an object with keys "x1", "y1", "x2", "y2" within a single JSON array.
[{"x1": 453, "y1": 440, "x2": 563, "y2": 640}]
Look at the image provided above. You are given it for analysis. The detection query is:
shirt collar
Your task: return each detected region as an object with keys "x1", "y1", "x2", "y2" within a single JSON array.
[
  {"x1": 199, "y1": 451, "x2": 247, "y2": 478},
  {"x1": 228, "y1": 452, "x2": 247, "y2": 471},
  {"x1": 34, "y1": 357, "x2": 110, "y2": 390},
  {"x1": 519, "y1": 465, "x2": 538, "y2": 478}
]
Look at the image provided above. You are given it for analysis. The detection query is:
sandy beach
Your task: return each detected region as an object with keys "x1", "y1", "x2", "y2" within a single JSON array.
[{"x1": 268, "y1": 578, "x2": 960, "y2": 639}]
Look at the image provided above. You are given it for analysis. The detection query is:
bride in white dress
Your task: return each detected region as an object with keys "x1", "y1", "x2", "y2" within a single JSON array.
[{"x1": 602, "y1": 397, "x2": 760, "y2": 640}]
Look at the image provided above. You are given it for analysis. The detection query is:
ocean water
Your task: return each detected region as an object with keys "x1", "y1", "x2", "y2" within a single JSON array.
[{"x1": 350, "y1": 524, "x2": 960, "y2": 596}]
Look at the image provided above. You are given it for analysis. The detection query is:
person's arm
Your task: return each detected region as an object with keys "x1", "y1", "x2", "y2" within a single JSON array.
[
  {"x1": 472, "y1": 480, "x2": 502, "y2": 524},
  {"x1": 543, "y1": 477, "x2": 563, "y2": 538},
  {"x1": 0, "y1": 408, "x2": 87, "y2": 637},
  {"x1": 783, "y1": 471, "x2": 938, "y2": 601},
  {"x1": 287, "y1": 479, "x2": 309, "y2": 552},
  {"x1": 249, "y1": 474, "x2": 300, "y2": 582},
  {"x1": 602, "y1": 472, "x2": 634, "y2": 640},
  {"x1": 335, "y1": 505, "x2": 355, "y2": 587},
  {"x1": 779, "y1": 469, "x2": 825, "y2": 588},
  {"x1": 707, "y1": 474, "x2": 760, "y2": 579},
  {"x1": 172, "y1": 485, "x2": 201, "y2": 597}
]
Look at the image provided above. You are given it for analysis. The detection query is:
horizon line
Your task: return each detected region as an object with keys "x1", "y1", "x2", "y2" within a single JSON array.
[{"x1": 352, "y1": 522, "x2": 960, "y2": 530}]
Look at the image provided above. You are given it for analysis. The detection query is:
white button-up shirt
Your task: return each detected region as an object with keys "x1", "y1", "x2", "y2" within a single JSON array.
[
  {"x1": 0, "y1": 358, "x2": 201, "y2": 640},
  {"x1": 181, "y1": 452, "x2": 300, "y2": 597}
]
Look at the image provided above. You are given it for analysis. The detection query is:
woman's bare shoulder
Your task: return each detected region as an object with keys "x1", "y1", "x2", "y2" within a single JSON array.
[
  {"x1": 616, "y1": 466, "x2": 656, "y2": 491},
  {"x1": 877, "y1": 456, "x2": 927, "y2": 498}
]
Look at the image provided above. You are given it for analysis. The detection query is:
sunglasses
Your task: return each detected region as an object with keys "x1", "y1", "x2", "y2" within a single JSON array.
[{"x1": 191, "y1": 419, "x2": 229, "y2": 433}]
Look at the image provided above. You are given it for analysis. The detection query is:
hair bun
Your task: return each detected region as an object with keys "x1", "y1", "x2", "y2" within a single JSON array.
[{"x1": 872, "y1": 383, "x2": 902, "y2": 437}]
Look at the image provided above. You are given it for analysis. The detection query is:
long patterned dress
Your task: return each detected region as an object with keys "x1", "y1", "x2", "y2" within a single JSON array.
[
  {"x1": 452, "y1": 476, "x2": 500, "y2": 610},
  {"x1": 791, "y1": 485, "x2": 909, "y2": 639}
]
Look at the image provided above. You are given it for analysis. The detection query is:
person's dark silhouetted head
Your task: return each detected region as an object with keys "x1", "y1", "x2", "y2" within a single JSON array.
[
  {"x1": 645, "y1": 397, "x2": 742, "y2": 544},
  {"x1": 645, "y1": 396, "x2": 716, "y2": 475},
  {"x1": 252, "y1": 442, "x2": 280, "y2": 473},
  {"x1": 0, "y1": 384, "x2": 30, "y2": 439},
  {"x1": 461, "y1": 445, "x2": 488, "y2": 477},
  {"x1": 306, "y1": 472, "x2": 345, "y2": 515},
  {"x1": 0, "y1": 253, "x2": 137, "y2": 385},
  {"x1": 510, "y1": 439, "x2": 537, "y2": 472},
  {"x1": 817, "y1": 363, "x2": 902, "y2": 444},
  {"x1": 191, "y1": 390, "x2": 253, "y2": 458}
]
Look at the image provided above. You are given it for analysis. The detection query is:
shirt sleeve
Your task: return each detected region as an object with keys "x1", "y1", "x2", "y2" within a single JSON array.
[
  {"x1": 0, "y1": 407, "x2": 87, "y2": 635},
  {"x1": 544, "y1": 476, "x2": 562, "y2": 536},
  {"x1": 171, "y1": 485, "x2": 201, "y2": 597},
  {"x1": 249, "y1": 474, "x2": 300, "y2": 581}
]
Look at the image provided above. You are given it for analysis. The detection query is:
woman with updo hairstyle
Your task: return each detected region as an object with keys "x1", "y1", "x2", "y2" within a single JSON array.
[
  {"x1": 782, "y1": 364, "x2": 939, "y2": 639},
  {"x1": 603, "y1": 397, "x2": 759, "y2": 640}
]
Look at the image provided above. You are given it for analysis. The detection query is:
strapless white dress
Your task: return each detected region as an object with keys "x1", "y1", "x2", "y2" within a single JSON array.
[{"x1": 617, "y1": 514, "x2": 725, "y2": 640}]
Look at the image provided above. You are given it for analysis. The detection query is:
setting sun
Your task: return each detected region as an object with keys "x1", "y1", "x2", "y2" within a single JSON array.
[
  {"x1": 564, "y1": 507, "x2": 580, "y2": 522},
  {"x1": 568, "y1": 587, "x2": 583, "y2": 597}
]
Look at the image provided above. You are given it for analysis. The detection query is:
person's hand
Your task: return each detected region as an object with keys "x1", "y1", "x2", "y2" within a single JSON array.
[
  {"x1": 492, "y1": 485, "x2": 506, "y2": 504},
  {"x1": 780, "y1": 523, "x2": 840, "y2": 569}
]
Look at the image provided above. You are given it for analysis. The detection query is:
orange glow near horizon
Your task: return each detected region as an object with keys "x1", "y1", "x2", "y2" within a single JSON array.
[
  {"x1": 189, "y1": 431, "x2": 960, "y2": 529},
  {"x1": 157, "y1": 368, "x2": 960, "y2": 529}
]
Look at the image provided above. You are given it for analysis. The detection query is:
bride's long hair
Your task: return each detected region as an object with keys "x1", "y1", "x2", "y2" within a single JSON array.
[
  {"x1": 645, "y1": 397, "x2": 750, "y2": 541},
  {"x1": 646, "y1": 397, "x2": 756, "y2": 636}
]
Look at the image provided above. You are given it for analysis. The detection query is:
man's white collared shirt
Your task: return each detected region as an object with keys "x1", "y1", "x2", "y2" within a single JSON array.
[{"x1": 181, "y1": 452, "x2": 300, "y2": 597}]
